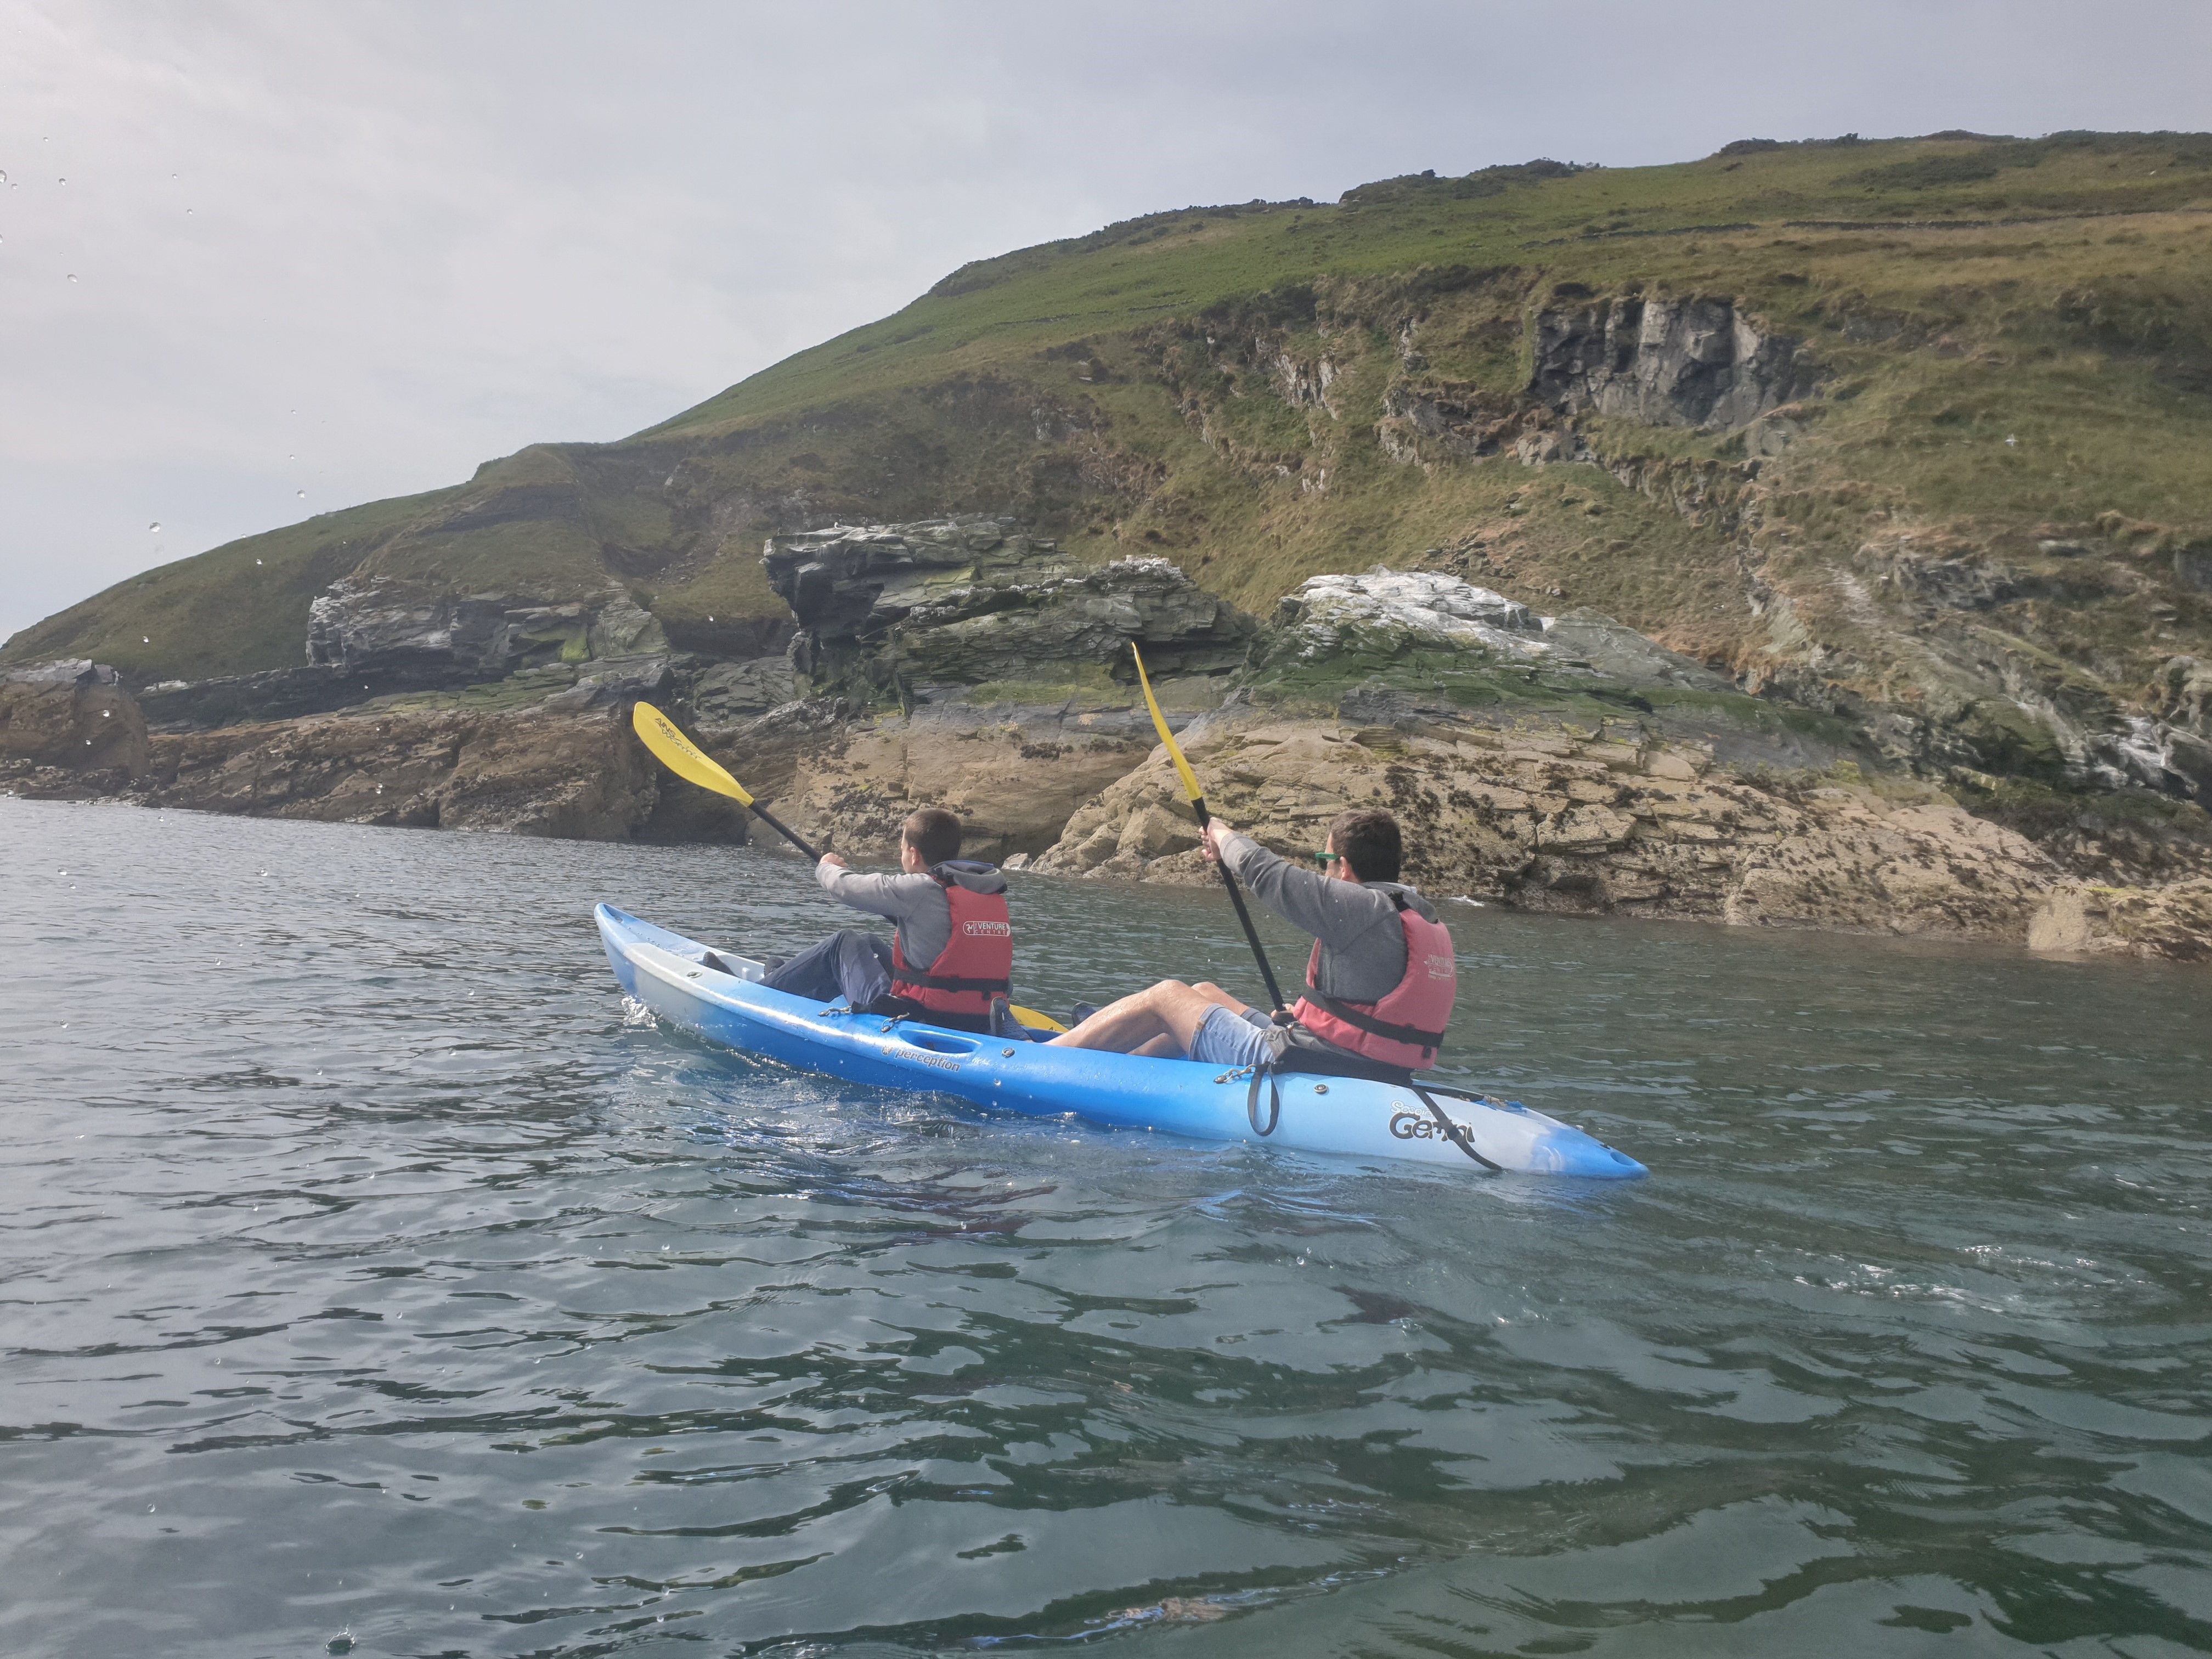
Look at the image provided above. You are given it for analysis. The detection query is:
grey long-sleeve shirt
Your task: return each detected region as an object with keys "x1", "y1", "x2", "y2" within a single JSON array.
[
  {"x1": 1216, "y1": 832, "x2": 1442, "y2": 1005},
  {"x1": 816, "y1": 859, "x2": 1007, "y2": 968}
]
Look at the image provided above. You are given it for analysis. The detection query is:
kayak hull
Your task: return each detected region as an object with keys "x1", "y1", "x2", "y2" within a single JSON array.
[{"x1": 595, "y1": 904, "x2": 1646, "y2": 1179}]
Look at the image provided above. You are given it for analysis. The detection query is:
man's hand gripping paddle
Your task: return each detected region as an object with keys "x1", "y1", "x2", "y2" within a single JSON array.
[
  {"x1": 630, "y1": 701, "x2": 1068, "y2": 1035},
  {"x1": 631, "y1": 701, "x2": 821, "y2": 859},
  {"x1": 1129, "y1": 644, "x2": 1289, "y2": 1015}
]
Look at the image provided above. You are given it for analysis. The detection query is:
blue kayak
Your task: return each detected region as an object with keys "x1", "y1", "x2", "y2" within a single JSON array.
[{"x1": 596, "y1": 904, "x2": 1646, "y2": 1179}]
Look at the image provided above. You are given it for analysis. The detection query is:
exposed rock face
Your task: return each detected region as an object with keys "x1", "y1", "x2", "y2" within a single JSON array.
[
  {"x1": 140, "y1": 665, "x2": 416, "y2": 730},
  {"x1": 0, "y1": 660, "x2": 147, "y2": 790},
  {"x1": 1272, "y1": 571, "x2": 1547, "y2": 660},
  {"x1": 2029, "y1": 878, "x2": 2212, "y2": 962},
  {"x1": 1375, "y1": 380, "x2": 1531, "y2": 465},
  {"x1": 304, "y1": 578, "x2": 665, "y2": 680},
  {"x1": 690, "y1": 656, "x2": 800, "y2": 723},
  {"x1": 896, "y1": 556, "x2": 1250, "y2": 689},
  {"x1": 765, "y1": 517, "x2": 1254, "y2": 701},
  {"x1": 775, "y1": 719, "x2": 1150, "y2": 861},
  {"x1": 765, "y1": 516, "x2": 1058, "y2": 653},
  {"x1": 1531, "y1": 295, "x2": 1819, "y2": 430},
  {"x1": 678, "y1": 686, "x2": 1189, "y2": 862},
  {"x1": 1541, "y1": 611, "x2": 1742, "y2": 692},
  {"x1": 140, "y1": 702, "x2": 674, "y2": 840},
  {"x1": 2157, "y1": 655, "x2": 2209, "y2": 730},
  {"x1": 1032, "y1": 714, "x2": 2059, "y2": 941},
  {"x1": 1246, "y1": 569, "x2": 1762, "y2": 754}
]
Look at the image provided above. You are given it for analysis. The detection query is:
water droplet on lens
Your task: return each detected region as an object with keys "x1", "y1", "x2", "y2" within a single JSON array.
[
  {"x1": 142, "y1": 636, "x2": 150, "y2": 644},
  {"x1": 149, "y1": 521, "x2": 160, "y2": 532},
  {"x1": 297, "y1": 489, "x2": 305, "y2": 498},
  {"x1": 66, "y1": 273, "x2": 77, "y2": 283},
  {"x1": 256, "y1": 557, "x2": 263, "y2": 565}
]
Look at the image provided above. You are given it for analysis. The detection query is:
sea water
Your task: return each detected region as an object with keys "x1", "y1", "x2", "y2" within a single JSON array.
[{"x1": 2, "y1": 795, "x2": 2207, "y2": 1656}]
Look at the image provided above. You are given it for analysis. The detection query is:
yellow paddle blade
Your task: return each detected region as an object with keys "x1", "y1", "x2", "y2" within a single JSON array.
[
  {"x1": 1129, "y1": 642, "x2": 1205, "y2": 805},
  {"x1": 1010, "y1": 1004, "x2": 1068, "y2": 1035},
  {"x1": 631, "y1": 702, "x2": 754, "y2": 806}
]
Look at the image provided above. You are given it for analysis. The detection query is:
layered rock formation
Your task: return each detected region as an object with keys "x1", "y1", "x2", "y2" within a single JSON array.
[
  {"x1": 9, "y1": 530, "x2": 2209, "y2": 961},
  {"x1": 137, "y1": 701, "x2": 672, "y2": 839},
  {"x1": 0, "y1": 659, "x2": 147, "y2": 793},
  {"x1": 1026, "y1": 714, "x2": 2059, "y2": 942},
  {"x1": 766, "y1": 517, "x2": 1254, "y2": 703}
]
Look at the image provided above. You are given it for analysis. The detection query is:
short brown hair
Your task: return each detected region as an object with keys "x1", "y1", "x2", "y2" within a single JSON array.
[
  {"x1": 902, "y1": 807, "x2": 962, "y2": 866},
  {"x1": 1328, "y1": 809, "x2": 1401, "y2": 884}
]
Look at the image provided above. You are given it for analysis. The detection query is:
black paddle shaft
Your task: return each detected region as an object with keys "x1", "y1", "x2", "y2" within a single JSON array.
[
  {"x1": 1191, "y1": 798, "x2": 1290, "y2": 1014},
  {"x1": 750, "y1": 804, "x2": 821, "y2": 862}
]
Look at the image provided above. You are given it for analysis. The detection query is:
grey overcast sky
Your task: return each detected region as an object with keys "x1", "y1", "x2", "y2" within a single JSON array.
[{"x1": 6, "y1": 0, "x2": 2211, "y2": 645}]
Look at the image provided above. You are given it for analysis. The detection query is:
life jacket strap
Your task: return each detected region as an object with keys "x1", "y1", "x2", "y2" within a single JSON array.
[
  {"x1": 891, "y1": 967, "x2": 1013, "y2": 994},
  {"x1": 1300, "y1": 989, "x2": 1447, "y2": 1052}
]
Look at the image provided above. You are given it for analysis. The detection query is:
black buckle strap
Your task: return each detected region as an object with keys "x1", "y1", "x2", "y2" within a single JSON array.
[
  {"x1": 892, "y1": 969, "x2": 1014, "y2": 994},
  {"x1": 1410, "y1": 1084, "x2": 1503, "y2": 1173},
  {"x1": 1304, "y1": 990, "x2": 1446, "y2": 1053},
  {"x1": 1246, "y1": 1063, "x2": 1281, "y2": 1137}
]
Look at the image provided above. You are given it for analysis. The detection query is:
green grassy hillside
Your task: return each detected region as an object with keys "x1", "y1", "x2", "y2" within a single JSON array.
[{"x1": 10, "y1": 129, "x2": 2211, "y2": 782}]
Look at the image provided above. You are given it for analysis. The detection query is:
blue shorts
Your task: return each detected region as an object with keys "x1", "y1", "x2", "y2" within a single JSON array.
[{"x1": 1189, "y1": 1004, "x2": 1275, "y2": 1068}]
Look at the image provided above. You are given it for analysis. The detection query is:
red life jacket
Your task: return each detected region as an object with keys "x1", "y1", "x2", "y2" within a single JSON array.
[
  {"x1": 888, "y1": 873, "x2": 1013, "y2": 1018},
  {"x1": 1290, "y1": 896, "x2": 1457, "y2": 1070}
]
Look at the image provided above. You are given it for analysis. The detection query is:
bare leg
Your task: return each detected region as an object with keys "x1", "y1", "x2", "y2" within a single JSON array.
[
  {"x1": 1136, "y1": 983, "x2": 1249, "y2": 1058},
  {"x1": 1048, "y1": 980, "x2": 1249, "y2": 1056}
]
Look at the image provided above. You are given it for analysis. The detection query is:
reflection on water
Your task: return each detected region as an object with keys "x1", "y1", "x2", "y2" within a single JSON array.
[{"x1": 2, "y1": 797, "x2": 2207, "y2": 1656}]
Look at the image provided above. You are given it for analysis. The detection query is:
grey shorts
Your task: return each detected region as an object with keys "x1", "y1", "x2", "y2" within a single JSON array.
[{"x1": 1189, "y1": 1004, "x2": 1275, "y2": 1069}]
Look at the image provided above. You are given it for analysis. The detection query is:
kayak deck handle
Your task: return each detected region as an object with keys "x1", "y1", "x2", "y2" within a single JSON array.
[{"x1": 896, "y1": 1030, "x2": 980, "y2": 1057}]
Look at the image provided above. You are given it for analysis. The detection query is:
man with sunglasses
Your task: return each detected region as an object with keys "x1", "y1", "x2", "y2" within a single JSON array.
[{"x1": 1047, "y1": 807, "x2": 1457, "y2": 1079}]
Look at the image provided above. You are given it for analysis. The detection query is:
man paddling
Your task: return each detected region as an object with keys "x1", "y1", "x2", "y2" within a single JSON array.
[
  {"x1": 1046, "y1": 808, "x2": 1456, "y2": 1077},
  {"x1": 761, "y1": 808, "x2": 1014, "y2": 1035}
]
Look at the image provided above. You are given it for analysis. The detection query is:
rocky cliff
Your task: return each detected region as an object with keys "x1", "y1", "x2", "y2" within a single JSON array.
[
  {"x1": 11, "y1": 547, "x2": 2207, "y2": 961},
  {"x1": 1, "y1": 660, "x2": 147, "y2": 792},
  {"x1": 9, "y1": 131, "x2": 2212, "y2": 960},
  {"x1": 764, "y1": 516, "x2": 1254, "y2": 704}
]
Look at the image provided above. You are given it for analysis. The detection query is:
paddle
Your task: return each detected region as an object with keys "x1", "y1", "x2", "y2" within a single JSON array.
[
  {"x1": 1128, "y1": 644, "x2": 1290, "y2": 1015},
  {"x1": 629, "y1": 701, "x2": 1068, "y2": 1035},
  {"x1": 631, "y1": 701, "x2": 821, "y2": 859}
]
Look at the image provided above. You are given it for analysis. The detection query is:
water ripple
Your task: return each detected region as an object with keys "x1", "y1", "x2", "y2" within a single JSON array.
[{"x1": 2, "y1": 799, "x2": 2208, "y2": 1655}]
